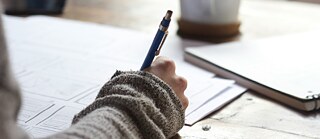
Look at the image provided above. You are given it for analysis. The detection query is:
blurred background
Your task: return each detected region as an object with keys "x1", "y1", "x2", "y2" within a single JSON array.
[{"x1": 3, "y1": 0, "x2": 320, "y2": 42}]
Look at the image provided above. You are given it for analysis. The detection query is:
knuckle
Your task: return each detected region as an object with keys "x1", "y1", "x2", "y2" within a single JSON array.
[
  {"x1": 160, "y1": 59, "x2": 176, "y2": 71},
  {"x1": 177, "y1": 76, "x2": 188, "y2": 91},
  {"x1": 183, "y1": 97, "x2": 189, "y2": 108},
  {"x1": 163, "y1": 59, "x2": 175, "y2": 67}
]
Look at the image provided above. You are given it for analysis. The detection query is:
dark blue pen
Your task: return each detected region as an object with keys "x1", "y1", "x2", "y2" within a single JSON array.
[{"x1": 140, "y1": 10, "x2": 172, "y2": 70}]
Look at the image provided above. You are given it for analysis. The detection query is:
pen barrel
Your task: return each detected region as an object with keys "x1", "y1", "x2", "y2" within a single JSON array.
[
  {"x1": 161, "y1": 18, "x2": 171, "y2": 28},
  {"x1": 140, "y1": 10, "x2": 172, "y2": 70},
  {"x1": 140, "y1": 30, "x2": 165, "y2": 70}
]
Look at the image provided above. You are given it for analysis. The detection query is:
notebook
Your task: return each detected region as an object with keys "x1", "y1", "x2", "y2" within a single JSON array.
[{"x1": 184, "y1": 31, "x2": 320, "y2": 111}]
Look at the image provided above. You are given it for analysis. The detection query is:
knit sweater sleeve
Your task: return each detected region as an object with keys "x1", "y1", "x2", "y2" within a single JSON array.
[{"x1": 44, "y1": 70, "x2": 185, "y2": 139}]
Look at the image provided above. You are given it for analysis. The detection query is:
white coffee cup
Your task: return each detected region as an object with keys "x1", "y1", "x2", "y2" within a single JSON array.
[{"x1": 180, "y1": 0, "x2": 241, "y2": 24}]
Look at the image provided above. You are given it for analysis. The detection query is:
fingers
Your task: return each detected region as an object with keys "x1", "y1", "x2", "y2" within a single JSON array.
[
  {"x1": 180, "y1": 93, "x2": 189, "y2": 110},
  {"x1": 173, "y1": 75, "x2": 189, "y2": 109},
  {"x1": 144, "y1": 56, "x2": 189, "y2": 109},
  {"x1": 171, "y1": 75, "x2": 187, "y2": 96},
  {"x1": 144, "y1": 56, "x2": 175, "y2": 81},
  {"x1": 151, "y1": 56, "x2": 176, "y2": 75}
]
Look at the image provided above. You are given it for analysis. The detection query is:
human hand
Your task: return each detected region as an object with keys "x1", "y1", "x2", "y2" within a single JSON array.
[{"x1": 144, "y1": 56, "x2": 188, "y2": 109}]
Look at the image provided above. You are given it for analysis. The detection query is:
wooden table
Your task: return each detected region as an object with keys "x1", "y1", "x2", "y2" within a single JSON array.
[{"x1": 59, "y1": 0, "x2": 320, "y2": 138}]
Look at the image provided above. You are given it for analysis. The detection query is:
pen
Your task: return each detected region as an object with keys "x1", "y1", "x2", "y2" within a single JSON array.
[{"x1": 140, "y1": 10, "x2": 172, "y2": 70}]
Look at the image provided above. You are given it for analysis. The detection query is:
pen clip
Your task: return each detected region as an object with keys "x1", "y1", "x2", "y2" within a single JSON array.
[{"x1": 155, "y1": 31, "x2": 168, "y2": 55}]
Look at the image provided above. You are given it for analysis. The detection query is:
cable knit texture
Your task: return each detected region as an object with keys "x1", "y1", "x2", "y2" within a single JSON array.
[
  {"x1": 43, "y1": 71, "x2": 185, "y2": 139},
  {"x1": 74, "y1": 71, "x2": 184, "y2": 138},
  {"x1": 0, "y1": 4, "x2": 185, "y2": 138}
]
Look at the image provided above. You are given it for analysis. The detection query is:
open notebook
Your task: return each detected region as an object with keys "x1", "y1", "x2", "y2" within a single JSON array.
[{"x1": 185, "y1": 31, "x2": 320, "y2": 111}]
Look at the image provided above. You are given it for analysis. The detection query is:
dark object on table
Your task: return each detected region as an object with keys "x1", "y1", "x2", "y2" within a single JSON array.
[
  {"x1": 3, "y1": 0, "x2": 66, "y2": 15},
  {"x1": 177, "y1": 19, "x2": 241, "y2": 43}
]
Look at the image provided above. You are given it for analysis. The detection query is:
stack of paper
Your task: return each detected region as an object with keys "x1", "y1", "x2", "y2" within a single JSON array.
[{"x1": 4, "y1": 15, "x2": 246, "y2": 137}]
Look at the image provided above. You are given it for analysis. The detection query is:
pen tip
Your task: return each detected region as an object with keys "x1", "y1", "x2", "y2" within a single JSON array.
[{"x1": 165, "y1": 10, "x2": 173, "y2": 20}]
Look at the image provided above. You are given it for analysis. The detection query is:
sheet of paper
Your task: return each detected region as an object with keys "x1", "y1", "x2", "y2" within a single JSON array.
[
  {"x1": 4, "y1": 15, "x2": 246, "y2": 137},
  {"x1": 185, "y1": 78, "x2": 234, "y2": 116},
  {"x1": 18, "y1": 96, "x2": 54, "y2": 124},
  {"x1": 185, "y1": 84, "x2": 246, "y2": 125},
  {"x1": 26, "y1": 105, "x2": 84, "y2": 138}
]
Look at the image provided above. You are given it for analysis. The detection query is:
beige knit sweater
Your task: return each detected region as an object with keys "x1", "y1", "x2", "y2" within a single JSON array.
[{"x1": 0, "y1": 6, "x2": 184, "y2": 139}]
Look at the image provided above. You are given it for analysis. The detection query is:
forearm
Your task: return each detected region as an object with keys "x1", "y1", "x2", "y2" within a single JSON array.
[{"x1": 44, "y1": 71, "x2": 185, "y2": 139}]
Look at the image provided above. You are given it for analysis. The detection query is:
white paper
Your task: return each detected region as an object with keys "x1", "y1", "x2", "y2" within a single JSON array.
[
  {"x1": 38, "y1": 106, "x2": 83, "y2": 131},
  {"x1": 185, "y1": 78, "x2": 234, "y2": 116},
  {"x1": 185, "y1": 84, "x2": 246, "y2": 125},
  {"x1": 18, "y1": 96, "x2": 54, "y2": 123}
]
